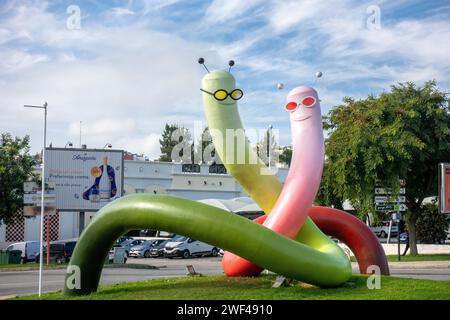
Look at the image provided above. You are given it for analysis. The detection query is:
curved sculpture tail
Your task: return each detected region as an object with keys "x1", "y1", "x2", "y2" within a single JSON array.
[
  {"x1": 64, "y1": 194, "x2": 351, "y2": 296},
  {"x1": 224, "y1": 207, "x2": 389, "y2": 277},
  {"x1": 308, "y1": 206, "x2": 390, "y2": 275}
]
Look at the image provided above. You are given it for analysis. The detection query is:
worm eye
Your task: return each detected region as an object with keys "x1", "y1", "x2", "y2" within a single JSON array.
[
  {"x1": 302, "y1": 96, "x2": 316, "y2": 107},
  {"x1": 214, "y1": 90, "x2": 228, "y2": 101},
  {"x1": 285, "y1": 101, "x2": 297, "y2": 111},
  {"x1": 230, "y1": 89, "x2": 243, "y2": 100}
]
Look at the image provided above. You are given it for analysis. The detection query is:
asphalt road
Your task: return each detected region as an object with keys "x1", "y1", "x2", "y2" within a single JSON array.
[
  {"x1": 0, "y1": 257, "x2": 223, "y2": 297},
  {"x1": 0, "y1": 258, "x2": 449, "y2": 297}
]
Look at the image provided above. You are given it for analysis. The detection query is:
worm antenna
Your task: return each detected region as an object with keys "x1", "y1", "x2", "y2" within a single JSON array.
[
  {"x1": 313, "y1": 71, "x2": 323, "y2": 86},
  {"x1": 228, "y1": 60, "x2": 235, "y2": 72},
  {"x1": 198, "y1": 57, "x2": 210, "y2": 73}
]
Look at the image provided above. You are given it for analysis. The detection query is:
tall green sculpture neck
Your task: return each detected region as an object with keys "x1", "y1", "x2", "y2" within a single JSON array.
[{"x1": 201, "y1": 70, "x2": 282, "y2": 214}]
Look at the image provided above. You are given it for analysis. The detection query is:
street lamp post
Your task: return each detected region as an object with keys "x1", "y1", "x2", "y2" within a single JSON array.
[
  {"x1": 268, "y1": 125, "x2": 273, "y2": 169},
  {"x1": 24, "y1": 102, "x2": 47, "y2": 297}
]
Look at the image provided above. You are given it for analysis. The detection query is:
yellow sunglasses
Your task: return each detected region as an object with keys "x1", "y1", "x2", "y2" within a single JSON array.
[{"x1": 200, "y1": 88, "x2": 243, "y2": 101}]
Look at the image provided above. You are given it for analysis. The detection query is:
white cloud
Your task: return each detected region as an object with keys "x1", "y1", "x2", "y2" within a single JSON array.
[
  {"x1": 268, "y1": 0, "x2": 332, "y2": 33},
  {"x1": 0, "y1": 49, "x2": 48, "y2": 74},
  {"x1": 223, "y1": 1, "x2": 450, "y2": 90},
  {"x1": 1, "y1": 0, "x2": 449, "y2": 157},
  {"x1": 108, "y1": 7, "x2": 136, "y2": 17},
  {"x1": 138, "y1": 0, "x2": 181, "y2": 15},
  {"x1": 0, "y1": 4, "x2": 208, "y2": 158},
  {"x1": 204, "y1": 0, "x2": 264, "y2": 25}
]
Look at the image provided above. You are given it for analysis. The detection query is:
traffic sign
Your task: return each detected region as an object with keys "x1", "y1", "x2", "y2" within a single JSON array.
[
  {"x1": 374, "y1": 187, "x2": 406, "y2": 195},
  {"x1": 374, "y1": 195, "x2": 406, "y2": 204},
  {"x1": 375, "y1": 204, "x2": 407, "y2": 212},
  {"x1": 23, "y1": 181, "x2": 55, "y2": 193},
  {"x1": 24, "y1": 193, "x2": 56, "y2": 205},
  {"x1": 391, "y1": 212, "x2": 402, "y2": 221},
  {"x1": 23, "y1": 205, "x2": 57, "y2": 217}
]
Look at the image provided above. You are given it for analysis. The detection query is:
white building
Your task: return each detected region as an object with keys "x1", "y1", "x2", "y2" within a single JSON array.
[{"x1": 0, "y1": 160, "x2": 288, "y2": 245}]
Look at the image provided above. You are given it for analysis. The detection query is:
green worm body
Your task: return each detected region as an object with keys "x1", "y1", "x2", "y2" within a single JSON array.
[{"x1": 64, "y1": 194, "x2": 350, "y2": 295}]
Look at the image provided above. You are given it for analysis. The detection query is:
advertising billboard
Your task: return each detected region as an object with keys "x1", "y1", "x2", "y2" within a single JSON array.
[
  {"x1": 45, "y1": 148, "x2": 124, "y2": 211},
  {"x1": 439, "y1": 163, "x2": 450, "y2": 214}
]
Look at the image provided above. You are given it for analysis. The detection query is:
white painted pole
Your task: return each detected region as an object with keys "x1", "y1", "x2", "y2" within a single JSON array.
[
  {"x1": 39, "y1": 105, "x2": 47, "y2": 296},
  {"x1": 24, "y1": 103, "x2": 47, "y2": 297}
]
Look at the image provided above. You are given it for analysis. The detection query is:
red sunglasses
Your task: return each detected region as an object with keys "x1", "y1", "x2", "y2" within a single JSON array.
[{"x1": 285, "y1": 96, "x2": 316, "y2": 111}]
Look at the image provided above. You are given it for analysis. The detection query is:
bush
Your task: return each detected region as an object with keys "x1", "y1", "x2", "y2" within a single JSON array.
[{"x1": 416, "y1": 203, "x2": 447, "y2": 244}]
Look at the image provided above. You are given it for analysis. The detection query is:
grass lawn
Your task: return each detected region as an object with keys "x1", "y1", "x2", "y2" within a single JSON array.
[
  {"x1": 17, "y1": 275, "x2": 450, "y2": 300},
  {"x1": 349, "y1": 254, "x2": 450, "y2": 262},
  {"x1": 386, "y1": 254, "x2": 450, "y2": 262}
]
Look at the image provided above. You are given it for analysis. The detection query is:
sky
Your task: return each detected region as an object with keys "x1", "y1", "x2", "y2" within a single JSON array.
[{"x1": 1, "y1": 0, "x2": 449, "y2": 159}]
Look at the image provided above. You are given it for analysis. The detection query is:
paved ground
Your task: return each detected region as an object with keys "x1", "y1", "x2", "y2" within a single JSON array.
[{"x1": 0, "y1": 257, "x2": 448, "y2": 298}]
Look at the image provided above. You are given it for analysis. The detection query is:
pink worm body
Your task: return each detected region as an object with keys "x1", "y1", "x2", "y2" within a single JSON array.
[{"x1": 222, "y1": 86, "x2": 325, "y2": 276}]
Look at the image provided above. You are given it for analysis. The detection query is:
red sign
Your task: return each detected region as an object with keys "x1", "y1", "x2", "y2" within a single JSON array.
[
  {"x1": 439, "y1": 163, "x2": 450, "y2": 213},
  {"x1": 445, "y1": 165, "x2": 450, "y2": 212}
]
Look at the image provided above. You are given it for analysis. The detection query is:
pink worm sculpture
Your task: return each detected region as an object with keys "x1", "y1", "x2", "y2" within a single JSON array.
[{"x1": 222, "y1": 86, "x2": 325, "y2": 276}]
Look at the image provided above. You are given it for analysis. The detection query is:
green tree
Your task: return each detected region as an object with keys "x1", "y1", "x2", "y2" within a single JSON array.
[
  {"x1": 0, "y1": 133, "x2": 35, "y2": 225},
  {"x1": 416, "y1": 203, "x2": 448, "y2": 244},
  {"x1": 159, "y1": 124, "x2": 192, "y2": 162},
  {"x1": 257, "y1": 128, "x2": 277, "y2": 166},
  {"x1": 194, "y1": 127, "x2": 216, "y2": 163},
  {"x1": 279, "y1": 146, "x2": 292, "y2": 167},
  {"x1": 316, "y1": 161, "x2": 345, "y2": 209},
  {"x1": 324, "y1": 81, "x2": 450, "y2": 255}
]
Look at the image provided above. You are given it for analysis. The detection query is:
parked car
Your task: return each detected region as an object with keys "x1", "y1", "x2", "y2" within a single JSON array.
[
  {"x1": 108, "y1": 244, "x2": 128, "y2": 263},
  {"x1": 149, "y1": 239, "x2": 170, "y2": 258},
  {"x1": 120, "y1": 239, "x2": 146, "y2": 256},
  {"x1": 35, "y1": 239, "x2": 77, "y2": 264},
  {"x1": 5, "y1": 241, "x2": 40, "y2": 263},
  {"x1": 163, "y1": 235, "x2": 218, "y2": 259},
  {"x1": 128, "y1": 240, "x2": 156, "y2": 258},
  {"x1": 116, "y1": 236, "x2": 133, "y2": 245},
  {"x1": 370, "y1": 221, "x2": 398, "y2": 238}
]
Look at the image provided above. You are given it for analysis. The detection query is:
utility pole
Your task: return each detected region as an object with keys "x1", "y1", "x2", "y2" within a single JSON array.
[{"x1": 24, "y1": 102, "x2": 48, "y2": 297}]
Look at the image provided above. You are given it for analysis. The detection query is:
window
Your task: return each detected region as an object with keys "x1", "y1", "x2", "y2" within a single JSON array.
[
  {"x1": 182, "y1": 164, "x2": 200, "y2": 173},
  {"x1": 209, "y1": 164, "x2": 227, "y2": 174},
  {"x1": 172, "y1": 235, "x2": 187, "y2": 242}
]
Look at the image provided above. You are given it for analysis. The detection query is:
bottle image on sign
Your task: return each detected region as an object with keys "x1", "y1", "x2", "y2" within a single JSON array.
[
  {"x1": 82, "y1": 155, "x2": 118, "y2": 203},
  {"x1": 99, "y1": 157, "x2": 111, "y2": 200}
]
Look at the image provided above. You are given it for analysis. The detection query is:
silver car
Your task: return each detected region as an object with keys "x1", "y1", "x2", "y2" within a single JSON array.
[
  {"x1": 128, "y1": 240, "x2": 155, "y2": 258},
  {"x1": 120, "y1": 239, "x2": 146, "y2": 256}
]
